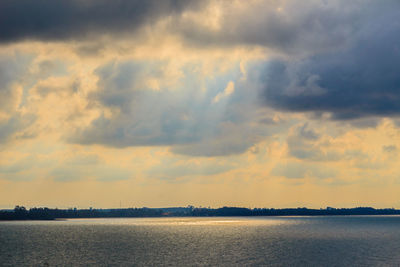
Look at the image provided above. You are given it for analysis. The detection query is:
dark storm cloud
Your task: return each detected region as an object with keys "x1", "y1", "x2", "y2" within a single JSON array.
[
  {"x1": 259, "y1": 6, "x2": 400, "y2": 120},
  {"x1": 177, "y1": 0, "x2": 377, "y2": 55},
  {"x1": 0, "y1": 0, "x2": 201, "y2": 43},
  {"x1": 175, "y1": 0, "x2": 400, "y2": 120}
]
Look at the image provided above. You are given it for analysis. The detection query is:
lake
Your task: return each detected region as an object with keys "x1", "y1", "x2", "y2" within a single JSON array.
[{"x1": 1, "y1": 216, "x2": 400, "y2": 266}]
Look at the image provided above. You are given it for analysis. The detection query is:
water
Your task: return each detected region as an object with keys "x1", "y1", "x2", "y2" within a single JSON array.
[{"x1": 1, "y1": 216, "x2": 400, "y2": 266}]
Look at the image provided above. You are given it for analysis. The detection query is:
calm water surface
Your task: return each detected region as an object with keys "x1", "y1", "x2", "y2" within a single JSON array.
[{"x1": 1, "y1": 216, "x2": 400, "y2": 266}]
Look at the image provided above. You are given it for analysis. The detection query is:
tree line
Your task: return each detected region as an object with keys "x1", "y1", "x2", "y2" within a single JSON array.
[{"x1": 1, "y1": 205, "x2": 400, "y2": 220}]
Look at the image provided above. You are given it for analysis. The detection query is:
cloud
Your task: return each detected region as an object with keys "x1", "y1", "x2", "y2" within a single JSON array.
[
  {"x1": 257, "y1": 2, "x2": 400, "y2": 120},
  {"x1": 147, "y1": 159, "x2": 235, "y2": 180},
  {"x1": 0, "y1": 53, "x2": 41, "y2": 144},
  {"x1": 177, "y1": 1, "x2": 385, "y2": 54},
  {"x1": 71, "y1": 60, "x2": 205, "y2": 147},
  {"x1": 63, "y1": 154, "x2": 100, "y2": 166},
  {"x1": 271, "y1": 161, "x2": 337, "y2": 179},
  {"x1": 0, "y1": 53, "x2": 32, "y2": 114},
  {"x1": 286, "y1": 123, "x2": 331, "y2": 161},
  {"x1": 0, "y1": 156, "x2": 35, "y2": 174},
  {"x1": 383, "y1": 145, "x2": 397, "y2": 153},
  {"x1": 213, "y1": 81, "x2": 234, "y2": 103},
  {"x1": 170, "y1": 124, "x2": 257, "y2": 157},
  {"x1": 0, "y1": 114, "x2": 36, "y2": 144},
  {"x1": 0, "y1": 0, "x2": 202, "y2": 43},
  {"x1": 51, "y1": 164, "x2": 131, "y2": 182},
  {"x1": 0, "y1": 155, "x2": 39, "y2": 181},
  {"x1": 70, "y1": 59, "x2": 269, "y2": 156},
  {"x1": 284, "y1": 122, "x2": 381, "y2": 164}
]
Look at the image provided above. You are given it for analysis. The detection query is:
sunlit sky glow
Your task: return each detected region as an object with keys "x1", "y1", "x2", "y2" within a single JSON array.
[{"x1": 1, "y1": 0, "x2": 400, "y2": 208}]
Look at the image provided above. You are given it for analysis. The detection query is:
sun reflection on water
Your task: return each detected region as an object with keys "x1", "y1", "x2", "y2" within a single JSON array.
[{"x1": 60, "y1": 217, "x2": 295, "y2": 226}]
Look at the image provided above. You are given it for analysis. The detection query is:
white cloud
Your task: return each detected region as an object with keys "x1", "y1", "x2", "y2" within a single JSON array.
[{"x1": 213, "y1": 81, "x2": 235, "y2": 103}]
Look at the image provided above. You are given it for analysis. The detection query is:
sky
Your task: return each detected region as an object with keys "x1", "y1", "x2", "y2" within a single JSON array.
[{"x1": 1, "y1": 0, "x2": 400, "y2": 209}]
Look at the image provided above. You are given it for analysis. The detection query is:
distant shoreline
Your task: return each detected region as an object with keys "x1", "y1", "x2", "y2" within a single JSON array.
[{"x1": 2, "y1": 206, "x2": 400, "y2": 220}]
